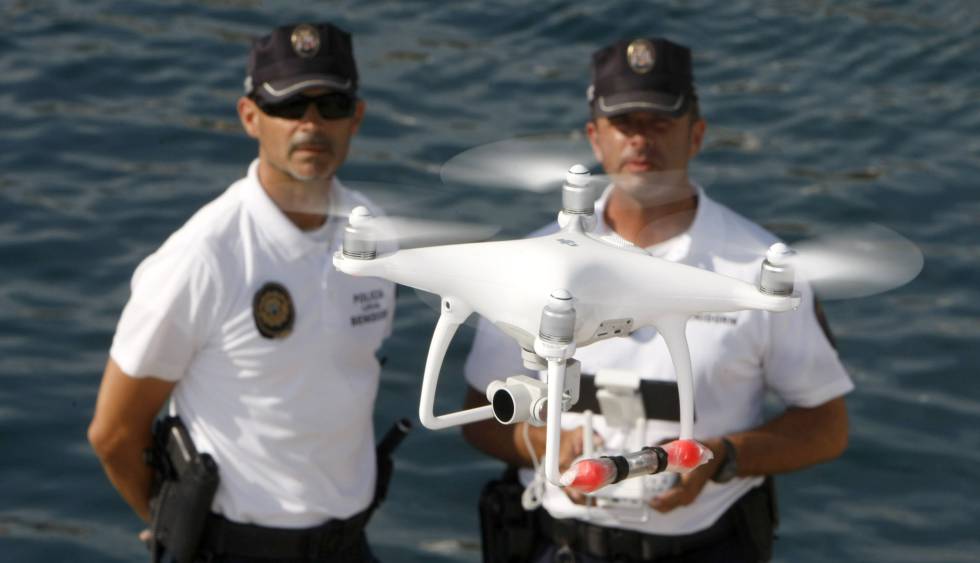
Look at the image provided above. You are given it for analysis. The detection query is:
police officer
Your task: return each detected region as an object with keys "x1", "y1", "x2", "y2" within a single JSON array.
[
  {"x1": 462, "y1": 38, "x2": 852, "y2": 562},
  {"x1": 89, "y1": 22, "x2": 394, "y2": 562}
]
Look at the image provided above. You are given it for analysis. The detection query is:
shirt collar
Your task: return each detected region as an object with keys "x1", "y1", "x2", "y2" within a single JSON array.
[
  {"x1": 241, "y1": 159, "x2": 349, "y2": 261},
  {"x1": 593, "y1": 182, "x2": 715, "y2": 263}
]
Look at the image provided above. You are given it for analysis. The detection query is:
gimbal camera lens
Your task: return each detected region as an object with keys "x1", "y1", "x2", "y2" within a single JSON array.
[
  {"x1": 486, "y1": 375, "x2": 548, "y2": 425},
  {"x1": 491, "y1": 388, "x2": 517, "y2": 424}
]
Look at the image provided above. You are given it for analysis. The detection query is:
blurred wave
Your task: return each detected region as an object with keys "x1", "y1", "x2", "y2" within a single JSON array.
[{"x1": 1, "y1": 1, "x2": 978, "y2": 561}]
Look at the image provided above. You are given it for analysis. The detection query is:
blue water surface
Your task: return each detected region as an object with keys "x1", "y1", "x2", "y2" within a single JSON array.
[{"x1": 1, "y1": 1, "x2": 978, "y2": 561}]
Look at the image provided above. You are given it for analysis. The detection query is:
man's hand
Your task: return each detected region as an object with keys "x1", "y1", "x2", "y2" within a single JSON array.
[
  {"x1": 558, "y1": 426, "x2": 592, "y2": 505},
  {"x1": 520, "y1": 424, "x2": 603, "y2": 505},
  {"x1": 649, "y1": 398, "x2": 850, "y2": 513},
  {"x1": 649, "y1": 437, "x2": 725, "y2": 513},
  {"x1": 139, "y1": 528, "x2": 153, "y2": 550},
  {"x1": 522, "y1": 424, "x2": 600, "y2": 472}
]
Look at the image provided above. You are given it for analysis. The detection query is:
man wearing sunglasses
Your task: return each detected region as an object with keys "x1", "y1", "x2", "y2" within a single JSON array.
[
  {"x1": 90, "y1": 22, "x2": 394, "y2": 562},
  {"x1": 238, "y1": 23, "x2": 365, "y2": 227}
]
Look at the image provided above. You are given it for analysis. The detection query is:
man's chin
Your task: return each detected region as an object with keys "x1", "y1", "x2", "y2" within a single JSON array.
[
  {"x1": 615, "y1": 172, "x2": 668, "y2": 193},
  {"x1": 287, "y1": 164, "x2": 334, "y2": 183},
  {"x1": 614, "y1": 173, "x2": 692, "y2": 206}
]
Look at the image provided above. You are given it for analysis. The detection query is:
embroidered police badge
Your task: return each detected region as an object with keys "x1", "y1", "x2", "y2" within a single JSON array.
[
  {"x1": 627, "y1": 39, "x2": 655, "y2": 74},
  {"x1": 291, "y1": 24, "x2": 320, "y2": 58},
  {"x1": 253, "y1": 282, "x2": 294, "y2": 339}
]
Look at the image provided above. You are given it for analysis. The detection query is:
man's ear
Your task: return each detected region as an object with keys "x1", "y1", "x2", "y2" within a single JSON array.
[
  {"x1": 349, "y1": 99, "x2": 367, "y2": 136},
  {"x1": 586, "y1": 119, "x2": 604, "y2": 163},
  {"x1": 238, "y1": 96, "x2": 260, "y2": 139},
  {"x1": 688, "y1": 118, "x2": 706, "y2": 159}
]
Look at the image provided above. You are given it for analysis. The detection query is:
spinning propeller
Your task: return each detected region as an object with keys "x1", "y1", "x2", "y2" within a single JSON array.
[
  {"x1": 272, "y1": 181, "x2": 499, "y2": 249},
  {"x1": 441, "y1": 132, "x2": 601, "y2": 192},
  {"x1": 758, "y1": 227, "x2": 923, "y2": 300}
]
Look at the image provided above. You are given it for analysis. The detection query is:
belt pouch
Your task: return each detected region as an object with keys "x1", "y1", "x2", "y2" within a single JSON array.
[{"x1": 478, "y1": 468, "x2": 537, "y2": 563}]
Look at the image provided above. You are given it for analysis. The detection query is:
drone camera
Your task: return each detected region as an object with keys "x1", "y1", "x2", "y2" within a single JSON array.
[{"x1": 486, "y1": 375, "x2": 548, "y2": 425}]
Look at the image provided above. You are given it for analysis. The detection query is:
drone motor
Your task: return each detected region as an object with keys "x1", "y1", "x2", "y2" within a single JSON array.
[
  {"x1": 561, "y1": 164, "x2": 595, "y2": 215},
  {"x1": 759, "y1": 242, "x2": 796, "y2": 296},
  {"x1": 342, "y1": 206, "x2": 377, "y2": 260},
  {"x1": 558, "y1": 165, "x2": 598, "y2": 232}
]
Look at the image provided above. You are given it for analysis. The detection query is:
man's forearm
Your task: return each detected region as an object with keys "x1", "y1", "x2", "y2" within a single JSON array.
[
  {"x1": 92, "y1": 433, "x2": 156, "y2": 522},
  {"x1": 728, "y1": 396, "x2": 849, "y2": 477},
  {"x1": 89, "y1": 360, "x2": 176, "y2": 522},
  {"x1": 461, "y1": 387, "x2": 537, "y2": 467}
]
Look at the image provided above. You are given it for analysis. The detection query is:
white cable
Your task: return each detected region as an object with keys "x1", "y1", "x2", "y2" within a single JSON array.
[{"x1": 521, "y1": 422, "x2": 546, "y2": 510}]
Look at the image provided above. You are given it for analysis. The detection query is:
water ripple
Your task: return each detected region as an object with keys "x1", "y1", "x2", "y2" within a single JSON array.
[{"x1": 2, "y1": 1, "x2": 978, "y2": 562}]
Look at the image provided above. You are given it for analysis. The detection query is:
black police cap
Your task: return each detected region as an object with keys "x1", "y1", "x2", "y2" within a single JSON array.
[
  {"x1": 588, "y1": 38, "x2": 694, "y2": 118},
  {"x1": 245, "y1": 22, "x2": 358, "y2": 103}
]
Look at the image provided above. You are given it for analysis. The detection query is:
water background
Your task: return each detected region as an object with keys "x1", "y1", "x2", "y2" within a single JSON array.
[{"x1": 1, "y1": 1, "x2": 979, "y2": 561}]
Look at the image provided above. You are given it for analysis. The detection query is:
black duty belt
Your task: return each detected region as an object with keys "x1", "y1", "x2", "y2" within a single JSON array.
[
  {"x1": 200, "y1": 508, "x2": 370, "y2": 559},
  {"x1": 536, "y1": 505, "x2": 736, "y2": 561}
]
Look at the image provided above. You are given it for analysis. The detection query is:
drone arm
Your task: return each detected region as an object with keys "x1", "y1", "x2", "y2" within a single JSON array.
[
  {"x1": 419, "y1": 298, "x2": 494, "y2": 430},
  {"x1": 655, "y1": 315, "x2": 695, "y2": 440}
]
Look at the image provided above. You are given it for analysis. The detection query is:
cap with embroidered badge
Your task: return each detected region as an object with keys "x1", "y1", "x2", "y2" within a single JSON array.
[
  {"x1": 587, "y1": 37, "x2": 695, "y2": 119},
  {"x1": 245, "y1": 22, "x2": 358, "y2": 103}
]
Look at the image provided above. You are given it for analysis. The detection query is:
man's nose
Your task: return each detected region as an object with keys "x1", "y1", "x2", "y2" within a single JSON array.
[{"x1": 626, "y1": 127, "x2": 651, "y2": 148}]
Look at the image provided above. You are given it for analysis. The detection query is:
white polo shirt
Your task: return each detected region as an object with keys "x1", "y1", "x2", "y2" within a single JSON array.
[
  {"x1": 464, "y1": 184, "x2": 853, "y2": 536},
  {"x1": 111, "y1": 160, "x2": 395, "y2": 528}
]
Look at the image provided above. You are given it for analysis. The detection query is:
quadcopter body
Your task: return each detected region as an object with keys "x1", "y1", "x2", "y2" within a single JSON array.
[
  {"x1": 338, "y1": 220, "x2": 797, "y2": 352},
  {"x1": 333, "y1": 166, "x2": 802, "y2": 486}
]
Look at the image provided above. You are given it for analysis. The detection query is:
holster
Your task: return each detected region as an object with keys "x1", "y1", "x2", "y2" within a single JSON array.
[
  {"x1": 478, "y1": 467, "x2": 537, "y2": 563},
  {"x1": 146, "y1": 416, "x2": 219, "y2": 563},
  {"x1": 731, "y1": 476, "x2": 779, "y2": 562}
]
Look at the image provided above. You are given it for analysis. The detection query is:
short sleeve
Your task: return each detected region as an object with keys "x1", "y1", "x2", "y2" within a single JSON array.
[
  {"x1": 463, "y1": 317, "x2": 534, "y2": 393},
  {"x1": 764, "y1": 283, "x2": 854, "y2": 407},
  {"x1": 110, "y1": 243, "x2": 222, "y2": 381}
]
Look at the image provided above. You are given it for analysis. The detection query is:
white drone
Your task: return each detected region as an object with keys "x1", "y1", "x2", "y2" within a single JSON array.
[{"x1": 332, "y1": 145, "x2": 923, "y2": 489}]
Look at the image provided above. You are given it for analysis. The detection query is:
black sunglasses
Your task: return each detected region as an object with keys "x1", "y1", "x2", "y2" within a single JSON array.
[{"x1": 255, "y1": 92, "x2": 357, "y2": 120}]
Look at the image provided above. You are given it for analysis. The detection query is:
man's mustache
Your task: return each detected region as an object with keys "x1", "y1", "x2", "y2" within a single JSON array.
[
  {"x1": 288, "y1": 133, "x2": 334, "y2": 154},
  {"x1": 618, "y1": 146, "x2": 659, "y2": 165}
]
